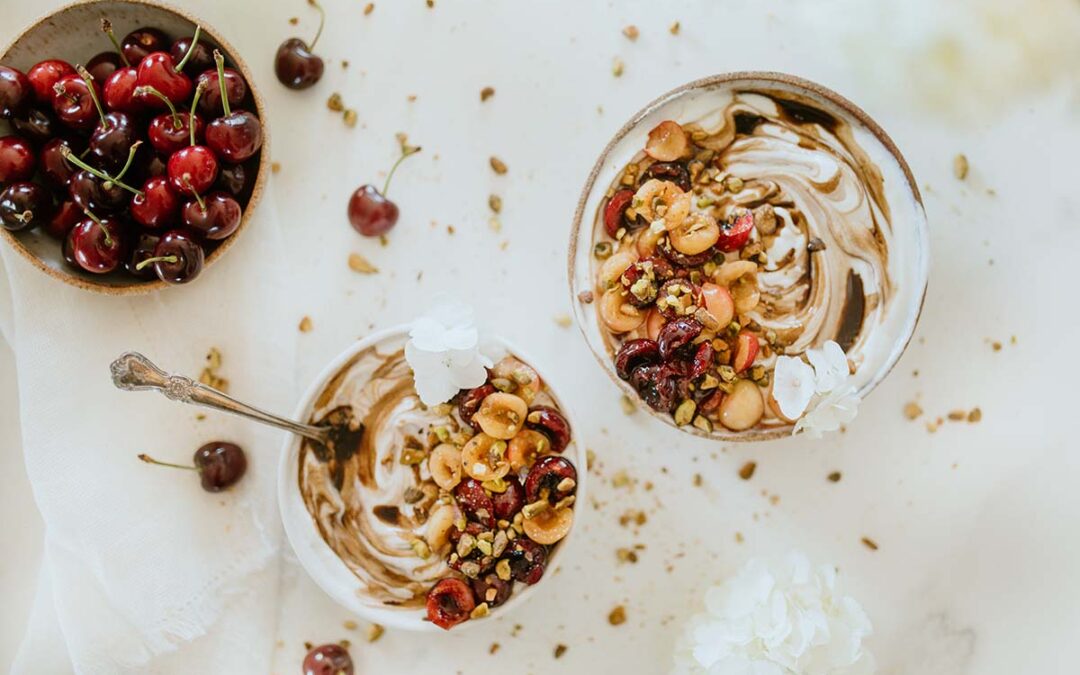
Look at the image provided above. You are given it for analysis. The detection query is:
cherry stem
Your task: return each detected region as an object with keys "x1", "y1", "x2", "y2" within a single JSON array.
[
  {"x1": 174, "y1": 25, "x2": 201, "y2": 73},
  {"x1": 52, "y1": 82, "x2": 75, "y2": 103},
  {"x1": 76, "y1": 65, "x2": 110, "y2": 129},
  {"x1": 212, "y1": 49, "x2": 230, "y2": 117},
  {"x1": 189, "y1": 81, "x2": 206, "y2": 146},
  {"x1": 113, "y1": 140, "x2": 142, "y2": 183},
  {"x1": 82, "y1": 208, "x2": 113, "y2": 247},
  {"x1": 183, "y1": 176, "x2": 206, "y2": 211},
  {"x1": 308, "y1": 0, "x2": 325, "y2": 49},
  {"x1": 138, "y1": 453, "x2": 196, "y2": 470},
  {"x1": 100, "y1": 19, "x2": 130, "y2": 67},
  {"x1": 135, "y1": 86, "x2": 181, "y2": 128},
  {"x1": 60, "y1": 146, "x2": 143, "y2": 197},
  {"x1": 382, "y1": 145, "x2": 422, "y2": 196}
]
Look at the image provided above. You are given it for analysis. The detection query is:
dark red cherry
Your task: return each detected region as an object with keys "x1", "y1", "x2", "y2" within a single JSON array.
[
  {"x1": 86, "y1": 52, "x2": 121, "y2": 83},
  {"x1": 425, "y1": 578, "x2": 475, "y2": 630},
  {"x1": 523, "y1": 455, "x2": 577, "y2": 504},
  {"x1": 630, "y1": 364, "x2": 678, "y2": 412},
  {"x1": 130, "y1": 176, "x2": 179, "y2": 229},
  {"x1": 50, "y1": 74, "x2": 100, "y2": 131},
  {"x1": 144, "y1": 154, "x2": 168, "y2": 179},
  {"x1": 0, "y1": 135, "x2": 36, "y2": 183},
  {"x1": 0, "y1": 66, "x2": 31, "y2": 118},
  {"x1": 715, "y1": 208, "x2": 755, "y2": 252},
  {"x1": 193, "y1": 441, "x2": 246, "y2": 491},
  {"x1": 89, "y1": 111, "x2": 140, "y2": 170},
  {"x1": 603, "y1": 188, "x2": 636, "y2": 238},
  {"x1": 491, "y1": 475, "x2": 525, "y2": 520},
  {"x1": 505, "y1": 538, "x2": 547, "y2": 585},
  {"x1": 68, "y1": 214, "x2": 126, "y2": 273},
  {"x1": 302, "y1": 643, "x2": 354, "y2": 675},
  {"x1": 195, "y1": 67, "x2": 247, "y2": 116},
  {"x1": 27, "y1": 60, "x2": 75, "y2": 104},
  {"x1": 12, "y1": 107, "x2": 59, "y2": 145},
  {"x1": 471, "y1": 572, "x2": 514, "y2": 608},
  {"x1": 615, "y1": 339, "x2": 661, "y2": 380},
  {"x1": 524, "y1": 407, "x2": 572, "y2": 454},
  {"x1": 44, "y1": 199, "x2": 82, "y2": 239},
  {"x1": 121, "y1": 27, "x2": 169, "y2": 65},
  {"x1": 275, "y1": 38, "x2": 324, "y2": 90},
  {"x1": 103, "y1": 67, "x2": 141, "y2": 113},
  {"x1": 68, "y1": 170, "x2": 127, "y2": 213},
  {"x1": 641, "y1": 161, "x2": 691, "y2": 192},
  {"x1": 454, "y1": 478, "x2": 496, "y2": 528},
  {"x1": 458, "y1": 383, "x2": 497, "y2": 432},
  {"x1": 167, "y1": 145, "x2": 218, "y2": 195},
  {"x1": 620, "y1": 256, "x2": 675, "y2": 307},
  {"x1": 215, "y1": 162, "x2": 248, "y2": 196},
  {"x1": 0, "y1": 182, "x2": 53, "y2": 231},
  {"x1": 136, "y1": 53, "x2": 193, "y2": 108},
  {"x1": 181, "y1": 191, "x2": 240, "y2": 239},
  {"x1": 657, "y1": 317, "x2": 703, "y2": 361},
  {"x1": 40, "y1": 138, "x2": 76, "y2": 190},
  {"x1": 144, "y1": 228, "x2": 204, "y2": 283},
  {"x1": 147, "y1": 111, "x2": 203, "y2": 155},
  {"x1": 348, "y1": 184, "x2": 397, "y2": 237},
  {"x1": 205, "y1": 111, "x2": 262, "y2": 163},
  {"x1": 126, "y1": 232, "x2": 161, "y2": 278},
  {"x1": 170, "y1": 37, "x2": 214, "y2": 76}
]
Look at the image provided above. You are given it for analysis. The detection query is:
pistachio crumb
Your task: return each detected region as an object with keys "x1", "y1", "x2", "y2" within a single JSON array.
[
  {"x1": 612, "y1": 57, "x2": 625, "y2": 77},
  {"x1": 348, "y1": 252, "x2": 378, "y2": 274},
  {"x1": 488, "y1": 194, "x2": 502, "y2": 213},
  {"x1": 343, "y1": 109, "x2": 358, "y2": 128},
  {"x1": 554, "y1": 314, "x2": 572, "y2": 328},
  {"x1": 470, "y1": 602, "x2": 489, "y2": 619},
  {"x1": 967, "y1": 407, "x2": 982, "y2": 423},
  {"x1": 953, "y1": 153, "x2": 969, "y2": 180},
  {"x1": 343, "y1": 619, "x2": 358, "y2": 630},
  {"x1": 271, "y1": 161, "x2": 282, "y2": 174},
  {"x1": 616, "y1": 547, "x2": 638, "y2": 563},
  {"x1": 827, "y1": 471, "x2": 842, "y2": 483},
  {"x1": 693, "y1": 473, "x2": 703, "y2": 487},
  {"x1": 738, "y1": 461, "x2": 756, "y2": 480},
  {"x1": 554, "y1": 644, "x2": 568, "y2": 659},
  {"x1": 669, "y1": 21, "x2": 681, "y2": 34},
  {"x1": 426, "y1": 0, "x2": 434, "y2": 7},
  {"x1": 903, "y1": 401, "x2": 923, "y2": 420},
  {"x1": 622, "y1": 25, "x2": 639, "y2": 40},
  {"x1": 298, "y1": 316, "x2": 313, "y2": 333},
  {"x1": 619, "y1": 395, "x2": 636, "y2": 415},
  {"x1": 861, "y1": 537, "x2": 879, "y2": 551},
  {"x1": 480, "y1": 86, "x2": 495, "y2": 102},
  {"x1": 326, "y1": 92, "x2": 344, "y2": 112},
  {"x1": 366, "y1": 623, "x2": 384, "y2": 642},
  {"x1": 947, "y1": 410, "x2": 966, "y2": 421},
  {"x1": 608, "y1": 605, "x2": 627, "y2": 625},
  {"x1": 363, "y1": 2, "x2": 374, "y2": 15},
  {"x1": 489, "y1": 642, "x2": 500, "y2": 655},
  {"x1": 489, "y1": 156, "x2": 508, "y2": 175}
]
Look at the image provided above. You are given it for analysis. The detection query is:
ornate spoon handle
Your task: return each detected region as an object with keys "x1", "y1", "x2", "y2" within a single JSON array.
[{"x1": 109, "y1": 351, "x2": 330, "y2": 444}]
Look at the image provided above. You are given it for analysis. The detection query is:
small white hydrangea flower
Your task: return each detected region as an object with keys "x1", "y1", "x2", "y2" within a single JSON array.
[
  {"x1": 672, "y1": 552, "x2": 875, "y2": 675},
  {"x1": 793, "y1": 386, "x2": 860, "y2": 439},
  {"x1": 772, "y1": 356, "x2": 816, "y2": 420},
  {"x1": 405, "y1": 302, "x2": 492, "y2": 405},
  {"x1": 806, "y1": 341, "x2": 850, "y2": 394}
]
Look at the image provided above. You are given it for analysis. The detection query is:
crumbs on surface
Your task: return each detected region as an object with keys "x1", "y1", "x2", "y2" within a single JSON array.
[
  {"x1": 554, "y1": 314, "x2": 572, "y2": 328},
  {"x1": 903, "y1": 401, "x2": 923, "y2": 420},
  {"x1": 271, "y1": 161, "x2": 282, "y2": 173},
  {"x1": 608, "y1": 605, "x2": 627, "y2": 625},
  {"x1": 488, "y1": 194, "x2": 502, "y2": 213},
  {"x1": 363, "y1": 2, "x2": 374, "y2": 15},
  {"x1": 489, "y1": 156, "x2": 508, "y2": 175},
  {"x1": 612, "y1": 57, "x2": 625, "y2": 77},
  {"x1": 619, "y1": 395, "x2": 636, "y2": 415},
  {"x1": 299, "y1": 316, "x2": 313, "y2": 332},
  {"x1": 348, "y1": 253, "x2": 379, "y2": 274},
  {"x1": 480, "y1": 86, "x2": 495, "y2": 102},
  {"x1": 366, "y1": 624, "x2": 384, "y2": 642},
  {"x1": 578, "y1": 290, "x2": 594, "y2": 304},
  {"x1": 669, "y1": 21, "x2": 681, "y2": 34},
  {"x1": 953, "y1": 153, "x2": 969, "y2": 180},
  {"x1": 738, "y1": 461, "x2": 756, "y2": 480},
  {"x1": 827, "y1": 471, "x2": 842, "y2": 483},
  {"x1": 199, "y1": 347, "x2": 228, "y2": 392},
  {"x1": 489, "y1": 642, "x2": 500, "y2": 655},
  {"x1": 861, "y1": 537, "x2": 879, "y2": 551},
  {"x1": 554, "y1": 644, "x2": 567, "y2": 659},
  {"x1": 622, "y1": 25, "x2": 639, "y2": 40}
]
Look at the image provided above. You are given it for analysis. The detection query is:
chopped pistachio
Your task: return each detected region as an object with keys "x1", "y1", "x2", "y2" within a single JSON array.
[
  {"x1": 522, "y1": 499, "x2": 550, "y2": 519},
  {"x1": 692, "y1": 415, "x2": 713, "y2": 433},
  {"x1": 343, "y1": 109, "x2": 358, "y2": 128},
  {"x1": 488, "y1": 194, "x2": 502, "y2": 213},
  {"x1": 725, "y1": 176, "x2": 744, "y2": 193},
  {"x1": 674, "y1": 399, "x2": 696, "y2": 426},
  {"x1": 327, "y1": 92, "x2": 344, "y2": 112},
  {"x1": 953, "y1": 153, "x2": 969, "y2": 180},
  {"x1": 348, "y1": 252, "x2": 379, "y2": 274},
  {"x1": 699, "y1": 373, "x2": 719, "y2": 390},
  {"x1": 411, "y1": 539, "x2": 431, "y2": 559},
  {"x1": 480, "y1": 86, "x2": 495, "y2": 102},
  {"x1": 669, "y1": 20, "x2": 681, "y2": 34},
  {"x1": 489, "y1": 156, "x2": 508, "y2": 174},
  {"x1": 622, "y1": 25, "x2": 639, "y2": 40},
  {"x1": 620, "y1": 395, "x2": 637, "y2": 415},
  {"x1": 399, "y1": 446, "x2": 426, "y2": 465},
  {"x1": 496, "y1": 558, "x2": 512, "y2": 581},
  {"x1": 366, "y1": 623, "x2": 384, "y2": 642},
  {"x1": 491, "y1": 377, "x2": 514, "y2": 392},
  {"x1": 482, "y1": 477, "x2": 508, "y2": 493},
  {"x1": 475, "y1": 538, "x2": 493, "y2": 556},
  {"x1": 470, "y1": 602, "x2": 490, "y2": 619},
  {"x1": 718, "y1": 365, "x2": 736, "y2": 382},
  {"x1": 594, "y1": 241, "x2": 612, "y2": 259},
  {"x1": 612, "y1": 57, "x2": 625, "y2": 77}
]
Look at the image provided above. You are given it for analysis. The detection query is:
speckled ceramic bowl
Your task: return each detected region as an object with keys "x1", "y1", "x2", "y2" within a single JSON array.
[{"x1": 0, "y1": 0, "x2": 268, "y2": 294}]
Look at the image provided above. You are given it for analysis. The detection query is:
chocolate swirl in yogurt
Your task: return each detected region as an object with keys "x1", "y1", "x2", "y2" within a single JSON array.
[{"x1": 298, "y1": 340, "x2": 457, "y2": 606}]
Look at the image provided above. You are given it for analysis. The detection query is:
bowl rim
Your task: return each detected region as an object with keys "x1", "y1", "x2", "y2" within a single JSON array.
[
  {"x1": 277, "y1": 325, "x2": 588, "y2": 632},
  {"x1": 567, "y1": 71, "x2": 930, "y2": 442},
  {"x1": 0, "y1": 0, "x2": 270, "y2": 295}
]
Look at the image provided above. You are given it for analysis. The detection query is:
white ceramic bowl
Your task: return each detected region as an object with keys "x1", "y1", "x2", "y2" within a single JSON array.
[
  {"x1": 568, "y1": 72, "x2": 929, "y2": 442},
  {"x1": 278, "y1": 326, "x2": 586, "y2": 631}
]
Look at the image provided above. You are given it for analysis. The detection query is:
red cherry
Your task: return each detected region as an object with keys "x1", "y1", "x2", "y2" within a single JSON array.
[
  {"x1": 45, "y1": 199, "x2": 82, "y2": 239},
  {"x1": 50, "y1": 73, "x2": 100, "y2": 131},
  {"x1": 86, "y1": 52, "x2": 121, "y2": 83},
  {"x1": 135, "y1": 53, "x2": 193, "y2": 108},
  {"x1": 67, "y1": 213, "x2": 126, "y2": 274},
  {"x1": 195, "y1": 67, "x2": 247, "y2": 117},
  {"x1": 141, "y1": 228, "x2": 204, "y2": 284},
  {"x1": 603, "y1": 188, "x2": 636, "y2": 238},
  {"x1": 148, "y1": 111, "x2": 204, "y2": 155},
  {"x1": 121, "y1": 27, "x2": 169, "y2": 65},
  {"x1": 0, "y1": 135, "x2": 36, "y2": 183},
  {"x1": 348, "y1": 185, "x2": 398, "y2": 237},
  {"x1": 103, "y1": 67, "x2": 141, "y2": 113},
  {"x1": 0, "y1": 65, "x2": 31, "y2": 118},
  {"x1": 715, "y1": 209, "x2": 754, "y2": 252},
  {"x1": 302, "y1": 644, "x2": 354, "y2": 675},
  {"x1": 27, "y1": 60, "x2": 76, "y2": 104},
  {"x1": 181, "y1": 191, "x2": 240, "y2": 240},
  {"x1": 205, "y1": 111, "x2": 262, "y2": 163},
  {"x1": 167, "y1": 146, "x2": 218, "y2": 196},
  {"x1": 130, "y1": 177, "x2": 179, "y2": 229},
  {"x1": 425, "y1": 578, "x2": 475, "y2": 630}
]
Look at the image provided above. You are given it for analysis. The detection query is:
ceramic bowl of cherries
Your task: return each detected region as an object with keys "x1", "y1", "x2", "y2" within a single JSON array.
[{"x1": 0, "y1": 0, "x2": 267, "y2": 293}]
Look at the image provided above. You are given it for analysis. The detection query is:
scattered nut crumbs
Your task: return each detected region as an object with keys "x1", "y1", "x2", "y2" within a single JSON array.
[
  {"x1": 343, "y1": 109, "x2": 358, "y2": 128},
  {"x1": 608, "y1": 605, "x2": 627, "y2": 625},
  {"x1": 669, "y1": 21, "x2": 681, "y2": 34},
  {"x1": 991, "y1": 340, "x2": 1002, "y2": 351},
  {"x1": 612, "y1": 57, "x2": 625, "y2": 77},
  {"x1": 953, "y1": 153, "x2": 969, "y2": 180},
  {"x1": 622, "y1": 25, "x2": 639, "y2": 40},
  {"x1": 363, "y1": 2, "x2": 374, "y2": 15},
  {"x1": 578, "y1": 290, "x2": 594, "y2": 304},
  {"x1": 554, "y1": 644, "x2": 567, "y2": 659},
  {"x1": 489, "y1": 156, "x2": 508, "y2": 175},
  {"x1": 586, "y1": 448, "x2": 596, "y2": 470},
  {"x1": 554, "y1": 314, "x2": 572, "y2": 328},
  {"x1": 480, "y1": 86, "x2": 495, "y2": 102},
  {"x1": 488, "y1": 194, "x2": 502, "y2": 213},
  {"x1": 366, "y1": 624, "x2": 384, "y2": 642},
  {"x1": 298, "y1": 316, "x2": 313, "y2": 332},
  {"x1": 343, "y1": 620, "x2": 357, "y2": 630},
  {"x1": 738, "y1": 461, "x2": 756, "y2": 480},
  {"x1": 619, "y1": 395, "x2": 636, "y2": 415},
  {"x1": 734, "y1": 531, "x2": 744, "y2": 543},
  {"x1": 611, "y1": 470, "x2": 631, "y2": 488},
  {"x1": 199, "y1": 348, "x2": 228, "y2": 392},
  {"x1": 968, "y1": 407, "x2": 982, "y2": 423},
  {"x1": 827, "y1": 471, "x2": 842, "y2": 483},
  {"x1": 426, "y1": 0, "x2": 434, "y2": 7},
  {"x1": 327, "y1": 92, "x2": 344, "y2": 112},
  {"x1": 489, "y1": 643, "x2": 500, "y2": 655},
  {"x1": 488, "y1": 216, "x2": 502, "y2": 233},
  {"x1": 861, "y1": 537, "x2": 879, "y2": 551},
  {"x1": 341, "y1": 60, "x2": 349, "y2": 69},
  {"x1": 288, "y1": 16, "x2": 298, "y2": 25},
  {"x1": 348, "y1": 253, "x2": 379, "y2": 274},
  {"x1": 616, "y1": 547, "x2": 638, "y2": 563},
  {"x1": 947, "y1": 410, "x2": 966, "y2": 421},
  {"x1": 271, "y1": 161, "x2": 281, "y2": 173},
  {"x1": 904, "y1": 401, "x2": 923, "y2": 420}
]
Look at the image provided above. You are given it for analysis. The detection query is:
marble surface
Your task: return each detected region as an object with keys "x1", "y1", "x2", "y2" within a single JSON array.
[{"x1": 2, "y1": 0, "x2": 1079, "y2": 672}]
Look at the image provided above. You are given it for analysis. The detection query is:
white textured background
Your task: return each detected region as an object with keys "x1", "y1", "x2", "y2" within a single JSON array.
[{"x1": 2, "y1": 0, "x2": 1079, "y2": 672}]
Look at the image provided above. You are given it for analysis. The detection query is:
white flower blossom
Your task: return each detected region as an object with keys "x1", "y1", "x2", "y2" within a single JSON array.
[
  {"x1": 673, "y1": 552, "x2": 875, "y2": 675},
  {"x1": 772, "y1": 356, "x2": 816, "y2": 420},
  {"x1": 806, "y1": 341, "x2": 850, "y2": 394},
  {"x1": 793, "y1": 386, "x2": 860, "y2": 439},
  {"x1": 404, "y1": 302, "x2": 492, "y2": 405}
]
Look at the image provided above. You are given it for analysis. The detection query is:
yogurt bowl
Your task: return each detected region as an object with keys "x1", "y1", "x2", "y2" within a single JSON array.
[
  {"x1": 569, "y1": 72, "x2": 929, "y2": 441},
  {"x1": 279, "y1": 326, "x2": 585, "y2": 631}
]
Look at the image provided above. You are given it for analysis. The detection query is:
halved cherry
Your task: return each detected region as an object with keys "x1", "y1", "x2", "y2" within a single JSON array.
[
  {"x1": 524, "y1": 455, "x2": 577, "y2": 504},
  {"x1": 716, "y1": 208, "x2": 754, "y2": 252},
  {"x1": 505, "y1": 538, "x2": 547, "y2": 585},
  {"x1": 603, "y1": 188, "x2": 635, "y2": 238},
  {"x1": 614, "y1": 339, "x2": 661, "y2": 380},
  {"x1": 524, "y1": 406, "x2": 571, "y2": 454},
  {"x1": 471, "y1": 573, "x2": 513, "y2": 608},
  {"x1": 491, "y1": 475, "x2": 525, "y2": 520},
  {"x1": 454, "y1": 478, "x2": 495, "y2": 528},
  {"x1": 657, "y1": 317, "x2": 702, "y2": 361},
  {"x1": 457, "y1": 383, "x2": 497, "y2": 432},
  {"x1": 732, "y1": 330, "x2": 759, "y2": 373},
  {"x1": 425, "y1": 578, "x2": 475, "y2": 630},
  {"x1": 645, "y1": 120, "x2": 690, "y2": 162}
]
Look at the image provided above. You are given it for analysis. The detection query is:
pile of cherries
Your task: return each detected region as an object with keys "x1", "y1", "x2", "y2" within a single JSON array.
[{"x1": 0, "y1": 20, "x2": 263, "y2": 285}]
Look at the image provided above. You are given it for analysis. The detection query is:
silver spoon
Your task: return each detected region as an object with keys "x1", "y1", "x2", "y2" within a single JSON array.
[{"x1": 109, "y1": 351, "x2": 338, "y2": 447}]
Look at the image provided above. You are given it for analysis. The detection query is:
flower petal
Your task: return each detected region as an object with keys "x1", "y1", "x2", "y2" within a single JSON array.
[{"x1": 772, "y1": 356, "x2": 816, "y2": 420}]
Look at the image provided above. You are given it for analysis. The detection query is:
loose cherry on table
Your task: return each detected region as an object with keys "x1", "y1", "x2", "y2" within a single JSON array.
[
  {"x1": 0, "y1": 65, "x2": 31, "y2": 118},
  {"x1": 347, "y1": 137, "x2": 421, "y2": 237},
  {"x1": 137, "y1": 441, "x2": 247, "y2": 492},
  {"x1": 0, "y1": 135, "x2": 36, "y2": 183},
  {"x1": 182, "y1": 190, "x2": 240, "y2": 240},
  {"x1": 130, "y1": 176, "x2": 178, "y2": 229},
  {"x1": 301, "y1": 643, "x2": 354, "y2": 675},
  {"x1": 136, "y1": 227, "x2": 204, "y2": 283},
  {"x1": 139, "y1": 85, "x2": 204, "y2": 155},
  {"x1": 134, "y1": 26, "x2": 202, "y2": 109},
  {"x1": 26, "y1": 59, "x2": 75, "y2": 104},
  {"x1": 50, "y1": 73, "x2": 101, "y2": 131},
  {"x1": 121, "y1": 26, "x2": 169, "y2": 65},
  {"x1": 274, "y1": 0, "x2": 325, "y2": 89},
  {"x1": 0, "y1": 182, "x2": 52, "y2": 232},
  {"x1": 204, "y1": 50, "x2": 262, "y2": 163},
  {"x1": 66, "y1": 209, "x2": 126, "y2": 274},
  {"x1": 12, "y1": 108, "x2": 59, "y2": 145}
]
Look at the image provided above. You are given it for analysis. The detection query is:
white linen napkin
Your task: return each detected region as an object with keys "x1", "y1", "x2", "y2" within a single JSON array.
[{"x1": 0, "y1": 190, "x2": 296, "y2": 673}]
